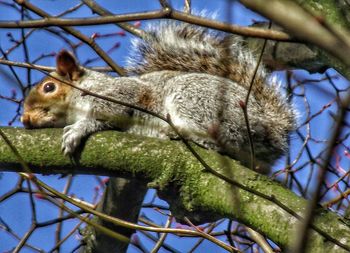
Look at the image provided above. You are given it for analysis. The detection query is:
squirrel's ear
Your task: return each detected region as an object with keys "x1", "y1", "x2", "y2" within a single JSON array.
[{"x1": 56, "y1": 50, "x2": 84, "y2": 80}]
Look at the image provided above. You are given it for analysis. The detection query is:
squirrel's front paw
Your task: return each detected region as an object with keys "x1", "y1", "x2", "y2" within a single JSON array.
[{"x1": 62, "y1": 125, "x2": 83, "y2": 156}]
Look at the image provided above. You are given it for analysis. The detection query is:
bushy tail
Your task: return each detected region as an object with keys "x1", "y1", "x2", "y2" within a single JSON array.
[{"x1": 127, "y1": 21, "x2": 295, "y2": 132}]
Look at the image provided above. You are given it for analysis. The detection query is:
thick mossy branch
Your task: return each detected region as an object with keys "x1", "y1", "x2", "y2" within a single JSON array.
[{"x1": 0, "y1": 128, "x2": 350, "y2": 252}]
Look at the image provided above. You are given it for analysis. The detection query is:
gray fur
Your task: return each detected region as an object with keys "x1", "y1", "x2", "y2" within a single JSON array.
[{"x1": 61, "y1": 22, "x2": 295, "y2": 170}]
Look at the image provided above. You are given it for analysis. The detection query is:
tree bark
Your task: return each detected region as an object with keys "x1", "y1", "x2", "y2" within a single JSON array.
[
  {"x1": 81, "y1": 178, "x2": 148, "y2": 253},
  {"x1": 0, "y1": 128, "x2": 350, "y2": 252},
  {"x1": 239, "y1": 0, "x2": 350, "y2": 78}
]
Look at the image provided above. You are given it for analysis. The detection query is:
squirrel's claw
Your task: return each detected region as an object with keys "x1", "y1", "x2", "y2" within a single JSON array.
[{"x1": 62, "y1": 125, "x2": 83, "y2": 157}]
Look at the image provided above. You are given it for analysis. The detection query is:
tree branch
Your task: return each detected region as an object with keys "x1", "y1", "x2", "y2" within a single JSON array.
[
  {"x1": 239, "y1": 0, "x2": 350, "y2": 77},
  {"x1": 0, "y1": 128, "x2": 349, "y2": 252},
  {"x1": 14, "y1": 0, "x2": 125, "y2": 75},
  {"x1": 82, "y1": 177, "x2": 148, "y2": 253},
  {"x1": 2, "y1": 6, "x2": 291, "y2": 42}
]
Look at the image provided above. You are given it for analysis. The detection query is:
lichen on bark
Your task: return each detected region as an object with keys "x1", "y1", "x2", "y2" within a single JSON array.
[{"x1": 0, "y1": 127, "x2": 350, "y2": 252}]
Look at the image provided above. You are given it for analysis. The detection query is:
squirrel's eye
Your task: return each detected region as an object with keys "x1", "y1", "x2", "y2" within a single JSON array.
[{"x1": 43, "y1": 82, "x2": 56, "y2": 93}]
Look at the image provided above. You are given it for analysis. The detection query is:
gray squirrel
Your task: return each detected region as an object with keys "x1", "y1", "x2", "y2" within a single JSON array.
[{"x1": 21, "y1": 22, "x2": 295, "y2": 171}]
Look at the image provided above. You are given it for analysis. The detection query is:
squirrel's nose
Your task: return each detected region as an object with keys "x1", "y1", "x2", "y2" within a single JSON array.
[{"x1": 21, "y1": 114, "x2": 33, "y2": 129}]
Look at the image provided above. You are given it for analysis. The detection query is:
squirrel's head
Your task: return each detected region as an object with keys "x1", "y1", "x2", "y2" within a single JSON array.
[{"x1": 21, "y1": 50, "x2": 84, "y2": 129}]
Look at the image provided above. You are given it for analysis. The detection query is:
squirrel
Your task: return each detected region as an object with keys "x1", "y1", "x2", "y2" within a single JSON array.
[{"x1": 21, "y1": 22, "x2": 295, "y2": 172}]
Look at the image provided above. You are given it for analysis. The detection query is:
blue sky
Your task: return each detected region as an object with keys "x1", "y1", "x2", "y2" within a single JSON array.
[{"x1": 0, "y1": 1, "x2": 349, "y2": 252}]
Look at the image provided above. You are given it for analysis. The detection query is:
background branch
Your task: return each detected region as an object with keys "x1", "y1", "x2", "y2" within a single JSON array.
[{"x1": 239, "y1": 0, "x2": 350, "y2": 77}]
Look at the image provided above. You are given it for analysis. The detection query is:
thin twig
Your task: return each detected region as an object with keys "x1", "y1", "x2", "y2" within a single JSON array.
[
  {"x1": 15, "y1": 0, "x2": 126, "y2": 75},
  {"x1": 2, "y1": 7, "x2": 293, "y2": 41},
  {"x1": 245, "y1": 226, "x2": 274, "y2": 253},
  {"x1": 81, "y1": 0, "x2": 146, "y2": 38},
  {"x1": 183, "y1": 0, "x2": 191, "y2": 13},
  {"x1": 292, "y1": 91, "x2": 350, "y2": 252},
  {"x1": 150, "y1": 216, "x2": 173, "y2": 253},
  {"x1": 241, "y1": 22, "x2": 271, "y2": 170}
]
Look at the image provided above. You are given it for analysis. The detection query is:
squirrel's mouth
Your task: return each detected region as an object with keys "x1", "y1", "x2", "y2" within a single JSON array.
[
  {"x1": 21, "y1": 113, "x2": 62, "y2": 129},
  {"x1": 20, "y1": 114, "x2": 33, "y2": 129}
]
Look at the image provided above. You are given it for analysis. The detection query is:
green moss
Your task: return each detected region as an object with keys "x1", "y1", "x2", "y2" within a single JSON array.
[
  {"x1": 296, "y1": 0, "x2": 350, "y2": 29},
  {"x1": 1, "y1": 127, "x2": 350, "y2": 252}
]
